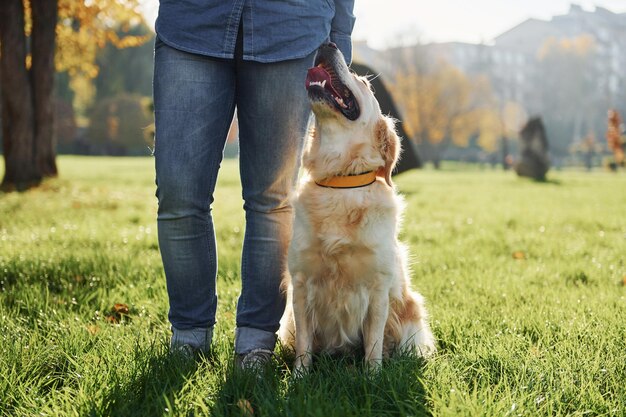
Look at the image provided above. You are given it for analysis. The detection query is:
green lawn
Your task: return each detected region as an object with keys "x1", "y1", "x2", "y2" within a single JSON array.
[{"x1": 1, "y1": 156, "x2": 625, "y2": 416}]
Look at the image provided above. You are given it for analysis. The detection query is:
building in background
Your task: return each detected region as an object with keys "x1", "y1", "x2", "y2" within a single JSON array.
[{"x1": 354, "y1": 4, "x2": 626, "y2": 162}]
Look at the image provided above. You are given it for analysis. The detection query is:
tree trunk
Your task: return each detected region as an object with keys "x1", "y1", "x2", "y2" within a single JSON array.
[
  {"x1": 31, "y1": 0, "x2": 59, "y2": 177},
  {"x1": 431, "y1": 138, "x2": 451, "y2": 170},
  {"x1": 501, "y1": 136, "x2": 510, "y2": 171},
  {"x1": 0, "y1": 0, "x2": 41, "y2": 191}
]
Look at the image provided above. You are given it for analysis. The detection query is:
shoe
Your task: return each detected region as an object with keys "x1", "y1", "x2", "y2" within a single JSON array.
[
  {"x1": 170, "y1": 327, "x2": 212, "y2": 357},
  {"x1": 235, "y1": 348, "x2": 275, "y2": 373},
  {"x1": 170, "y1": 343, "x2": 198, "y2": 361}
]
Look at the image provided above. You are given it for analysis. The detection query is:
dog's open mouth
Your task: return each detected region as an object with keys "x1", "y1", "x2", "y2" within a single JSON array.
[{"x1": 306, "y1": 60, "x2": 360, "y2": 121}]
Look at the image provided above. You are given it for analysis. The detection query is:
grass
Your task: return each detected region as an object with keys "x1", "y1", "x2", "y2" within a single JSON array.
[{"x1": 1, "y1": 156, "x2": 625, "y2": 416}]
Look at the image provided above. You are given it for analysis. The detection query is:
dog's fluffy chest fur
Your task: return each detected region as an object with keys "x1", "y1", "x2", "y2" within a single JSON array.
[
  {"x1": 292, "y1": 181, "x2": 400, "y2": 272},
  {"x1": 288, "y1": 183, "x2": 402, "y2": 351}
]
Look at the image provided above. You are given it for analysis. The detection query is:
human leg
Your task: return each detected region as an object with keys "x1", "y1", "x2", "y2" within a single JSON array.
[
  {"x1": 153, "y1": 38, "x2": 236, "y2": 352},
  {"x1": 233, "y1": 52, "x2": 315, "y2": 354}
]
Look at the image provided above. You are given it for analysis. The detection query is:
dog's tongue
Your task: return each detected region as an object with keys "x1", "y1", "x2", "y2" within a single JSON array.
[
  {"x1": 306, "y1": 66, "x2": 340, "y2": 96},
  {"x1": 306, "y1": 66, "x2": 331, "y2": 89}
]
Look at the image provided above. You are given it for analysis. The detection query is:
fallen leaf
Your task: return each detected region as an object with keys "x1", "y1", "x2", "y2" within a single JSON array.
[
  {"x1": 86, "y1": 324, "x2": 100, "y2": 335},
  {"x1": 236, "y1": 399, "x2": 254, "y2": 417},
  {"x1": 512, "y1": 251, "x2": 526, "y2": 260},
  {"x1": 113, "y1": 303, "x2": 129, "y2": 315},
  {"x1": 105, "y1": 303, "x2": 131, "y2": 324},
  {"x1": 105, "y1": 315, "x2": 119, "y2": 324}
]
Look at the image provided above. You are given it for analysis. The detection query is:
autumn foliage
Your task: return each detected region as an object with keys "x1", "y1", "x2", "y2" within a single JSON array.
[
  {"x1": 56, "y1": 0, "x2": 150, "y2": 110},
  {"x1": 390, "y1": 60, "x2": 501, "y2": 166},
  {"x1": 0, "y1": 0, "x2": 148, "y2": 191}
]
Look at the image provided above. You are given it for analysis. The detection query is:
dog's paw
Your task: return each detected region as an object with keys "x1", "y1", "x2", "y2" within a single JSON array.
[
  {"x1": 366, "y1": 358, "x2": 383, "y2": 373},
  {"x1": 293, "y1": 353, "x2": 312, "y2": 374},
  {"x1": 415, "y1": 332, "x2": 437, "y2": 358},
  {"x1": 291, "y1": 365, "x2": 309, "y2": 380},
  {"x1": 417, "y1": 342, "x2": 437, "y2": 358}
]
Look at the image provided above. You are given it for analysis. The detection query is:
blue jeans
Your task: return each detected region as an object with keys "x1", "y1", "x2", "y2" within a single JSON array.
[{"x1": 153, "y1": 36, "x2": 314, "y2": 354}]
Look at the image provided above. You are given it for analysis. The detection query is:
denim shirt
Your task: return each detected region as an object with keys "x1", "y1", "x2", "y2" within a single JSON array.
[{"x1": 156, "y1": 0, "x2": 355, "y2": 64}]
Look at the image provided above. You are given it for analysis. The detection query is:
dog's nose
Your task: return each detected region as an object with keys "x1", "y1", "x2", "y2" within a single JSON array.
[{"x1": 327, "y1": 42, "x2": 337, "y2": 49}]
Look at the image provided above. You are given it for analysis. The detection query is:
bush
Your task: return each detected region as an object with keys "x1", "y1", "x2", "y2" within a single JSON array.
[{"x1": 87, "y1": 94, "x2": 153, "y2": 155}]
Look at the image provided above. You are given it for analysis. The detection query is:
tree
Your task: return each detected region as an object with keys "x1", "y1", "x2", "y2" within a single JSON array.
[
  {"x1": 0, "y1": 0, "x2": 147, "y2": 191},
  {"x1": 391, "y1": 61, "x2": 495, "y2": 168},
  {"x1": 94, "y1": 25, "x2": 155, "y2": 101},
  {"x1": 532, "y1": 35, "x2": 601, "y2": 159},
  {"x1": 0, "y1": 0, "x2": 55, "y2": 190},
  {"x1": 87, "y1": 94, "x2": 152, "y2": 155},
  {"x1": 55, "y1": 0, "x2": 149, "y2": 114},
  {"x1": 475, "y1": 100, "x2": 527, "y2": 169}
]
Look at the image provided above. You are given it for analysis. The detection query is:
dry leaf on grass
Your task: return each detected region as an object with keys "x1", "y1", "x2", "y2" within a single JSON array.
[
  {"x1": 113, "y1": 303, "x2": 129, "y2": 314},
  {"x1": 236, "y1": 399, "x2": 254, "y2": 417},
  {"x1": 105, "y1": 303, "x2": 131, "y2": 324},
  {"x1": 512, "y1": 251, "x2": 526, "y2": 260}
]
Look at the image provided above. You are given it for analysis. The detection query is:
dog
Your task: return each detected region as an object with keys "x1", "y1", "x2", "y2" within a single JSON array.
[{"x1": 279, "y1": 43, "x2": 436, "y2": 372}]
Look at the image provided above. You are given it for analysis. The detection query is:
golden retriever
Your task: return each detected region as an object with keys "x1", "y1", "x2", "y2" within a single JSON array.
[{"x1": 279, "y1": 43, "x2": 436, "y2": 371}]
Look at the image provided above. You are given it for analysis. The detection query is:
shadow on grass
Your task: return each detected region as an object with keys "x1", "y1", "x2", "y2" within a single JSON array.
[
  {"x1": 93, "y1": 344, "x2": 199, "y2": 417},
  {"x1": 531, "y1": 177, "x2": 562, "y2": 185},
  {"x1": 211, "y1": 352, "x2": 431, "y2": 417}
]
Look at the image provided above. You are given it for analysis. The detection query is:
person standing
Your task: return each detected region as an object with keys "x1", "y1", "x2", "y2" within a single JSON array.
[{"x1": 152, "y1": 0, "x2": 355, "y2": 369}]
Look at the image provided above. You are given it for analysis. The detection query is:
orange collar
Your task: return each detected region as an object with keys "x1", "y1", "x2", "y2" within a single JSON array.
[{"x1": 315, "y1": 171, "x2": 377, "y2": 189}]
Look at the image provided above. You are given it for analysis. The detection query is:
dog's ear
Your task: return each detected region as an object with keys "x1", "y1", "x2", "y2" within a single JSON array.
[{"x1": 375, "y1": 116, "x2": 401, "y2": 186}]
